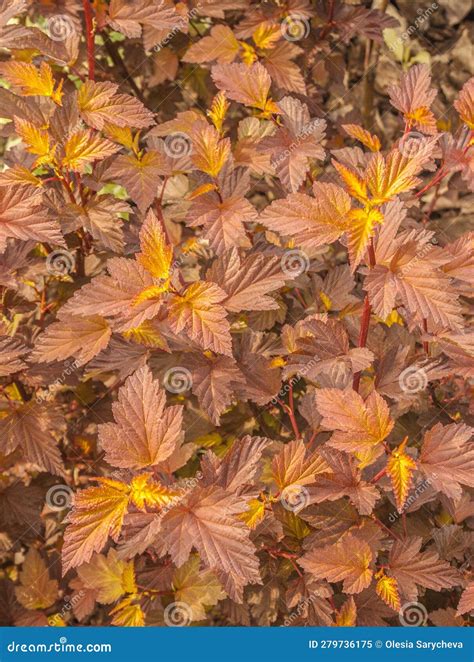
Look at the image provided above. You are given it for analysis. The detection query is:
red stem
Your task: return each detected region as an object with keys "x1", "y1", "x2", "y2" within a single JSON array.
[
  {"x1": 288, "y1": 382, "x2": 300, "y2": 438},
  {"x1": 352, "y1": 295, "x2": 371, "y2": 392},
  {"x1": 371, "y1": 467, "x2": 387, "y2": 484},
  {"x1": 352, "y1": 238, "x2": 376, "y2": 392},
  {"x1": 422, "y1": 318, "x2": 429, "y2": 356},
  {"x1": 276, "y1": 394, "x2": 300, "y2": 439},
  {"x1": 371, "y1": 515, "x2": 402, "y2": 542},
  {"x1": 83, "y1": 0, "x2": 95, "y2": 80}
]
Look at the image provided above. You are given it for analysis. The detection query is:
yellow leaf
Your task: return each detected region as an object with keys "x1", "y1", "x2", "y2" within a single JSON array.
[
  {"x1": 332, "y1": 160, "x2": 368, "y2": 203},
  {"x1": 62, "y1": 478, "x2": 130, "y2": 573},
  {"x1": 261, "y1": 97, "x2": 280, "y2": 118},
  {"x1": 15, "y1": 548, "x2": 58, "y2": 610},
  {"x1": 0, "y1": 61, "x2": 63, "y2": 104},
  {"x1": 354, "y1": 445, "x2": 383, "y2": 470},
  {"x1": 103, "y1": 123, "x2": 140, "y2": 153},
  {"x1": 122, "y1": 321, "x2": 169, "y2": 349},
  {"x1": 405, "y1": 106, "x2": 435, "y2": 131},
  {"x1": 334, "y1": 596, "x2": 357, "y2": 626},
  {"x1": 190, "y1": 123, "x2": 231, "y2": 177},
  {"x1": 252, "y1": 24, "x2": 281, "y2": 50},
  {"x1": 454, "y1": 78, "x2": 474, "y2": 129},
  {"x1": 319, "y1": 291, "x2": 332, "y2": 311},
  {"x1": 238, "y1": 498, "x2": 266, "y2": 529},
  {"x1": 383, "y1": 309, "x2": 404, "y2": 327},
  {"x1": 132, "y1": 284, "x2": 169, "y2": 306},
  {"x1": 129, "y1": 473, "x2": 179, "y2": 510},
  {"x1": 278, "y1": 508, "x2": 311, "y2": 540},
  {"x1": 239, "y1": 41, "x2": 258, "y2": 64},
  {"x1": 188, "y1": 183, "x2": 218, "y2": 200},
  {"x1": 78, "y1": 549, "x2": 136, "y2": 604},
  {"x1": 110, "y1": 598, "x2": 145, "y2": 626},
  {"x1": 207, "y1": 92, "x2": 229, "y2": 134},
  {"x1": 0, "y1": 165, "x2": 43, "y2": 188},
  {"x1": 173, "y1": 556, "x2": 225, "y2": 621},
  {"x1": 342, "y1": 124, "x2": 381, "y2": 151},
  {"x1": 48, "y1": 613, "x2": 66, "y2": 627},
  {"x1": 61, "y1": 130, "x2": 119, "y2": 172},
  {"x1": 387, "y1": 437, "x2": 417, "y2": 512},
  {"x1": 375, "y1": 571, "x2": 401, "y2": 611},
  {"x1": 347, "y1": 207, "x2": 384, "y2": 270},
  {"x1": 14, "y1": 117, "x2": 54, "y2": 166},
  {"x1": 137, "y1": 209, "x2": 173, "y2": 281},
  {"x1": 366, "y1": 150, "x2": 425, "y2": 204}
]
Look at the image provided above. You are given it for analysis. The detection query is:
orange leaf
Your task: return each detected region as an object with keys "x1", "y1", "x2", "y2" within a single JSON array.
[
  {"x1": 342, "y1": 123, "x2": 381, "y2": 151},
  {"x1": 387, "y1": 437, "x2": 417, "y2": 512},
  {"x1": 190, "y1": 122, "x2": 231, "y2": 177},
  {"x1": 0, "y1": 61, "x2": 63, "y2": 104},
  {"x1": 61, "y1": 130, "x2": 119, "y2": 172},
  {"x1": 14, "y1": 118, "x2": 54, "y2": 166},
  {"x1": 375, "y1": 572, "x2": 401, "y2": 611},
  {"x1": 332, "y1": 159, "x2": 368, "y2": 203},
  {"x1": 62, "y1": 478, "x2": 130, "y2": 573}
]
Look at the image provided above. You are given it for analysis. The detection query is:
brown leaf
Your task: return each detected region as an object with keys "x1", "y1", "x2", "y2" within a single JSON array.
[
  {"x1": 419, "y1": 422, "x2": 474, "y2": 501},
  {"x1": 388, "y1": 536, "x2": 462, "y2": 601},
  {"x1": 98, "y1": 365, "x2": 183, "y2": 470},
  {"x1": 299, "y1": 534, "x2": 374, "y2": 594},
  {"x1": 161, "y1": 485, "x2": 261, "y2": 601}
]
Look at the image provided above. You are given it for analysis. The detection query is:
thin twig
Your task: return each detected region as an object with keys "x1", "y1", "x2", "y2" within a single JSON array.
[{"x1": 82, "y1": 0, "x2": 95, "y2": 80}]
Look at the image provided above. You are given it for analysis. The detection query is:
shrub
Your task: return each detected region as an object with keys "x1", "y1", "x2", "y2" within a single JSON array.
[{"x1": 0, "y1": 0, "x2": 472, "y2": 628}]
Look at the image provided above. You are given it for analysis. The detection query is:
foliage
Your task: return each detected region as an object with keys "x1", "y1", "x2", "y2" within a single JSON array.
[{"x1": 0, "y1": 0, "x2": 472, "y2": 628}]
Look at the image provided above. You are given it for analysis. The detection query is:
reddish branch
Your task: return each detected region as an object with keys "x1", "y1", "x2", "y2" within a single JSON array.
[
  {"x1": 276, "y1": 394, "x2": 300, "y2": 439},
  {"x1": 352, "y1": 238, "x2": 376, "y2": 392},
  {"x1": 371, "y1": 467, "x2": 387, "y2": 484},
  {"x1": 83, "y1": 0, "x2": 95, "y2": 80}
]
